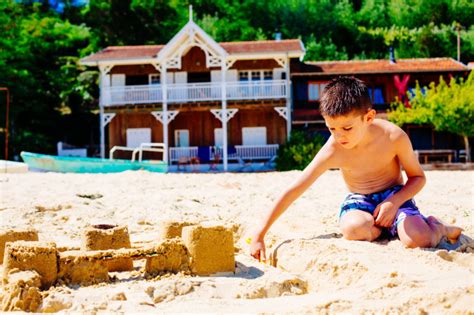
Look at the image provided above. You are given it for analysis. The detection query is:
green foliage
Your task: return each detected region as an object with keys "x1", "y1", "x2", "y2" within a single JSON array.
[
  {"x1": 275, "y1": 131, "x2": 325, "y2": 171},
  {"x1": 0, "y1": 0, "x2": 95, "y2": 158},
  {"x1": 388, "y1": 72, "x2": 474, "y2": 161},
  {"x1": 389, "y1": 73, "x2": 474, "y2": 137},
  {"x1": 304, "y1": 35, "x2": 349, "y2": 61},
  {"x1": 359, "y1": 25, "x2": 417, "y2": 47}
]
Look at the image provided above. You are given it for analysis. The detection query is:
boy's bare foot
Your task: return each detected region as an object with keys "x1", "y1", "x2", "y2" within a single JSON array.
[{"x1": 427, "y1": 216, "x2": 463, "y2": 244}]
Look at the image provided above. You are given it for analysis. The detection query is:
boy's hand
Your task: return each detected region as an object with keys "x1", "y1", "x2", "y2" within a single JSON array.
[
  {"x1": 373, "y1": 200, "x2": 399, "y2": 227},
  {"x1": 249, "y1": 237, "x2": 266, "y2": 262}
]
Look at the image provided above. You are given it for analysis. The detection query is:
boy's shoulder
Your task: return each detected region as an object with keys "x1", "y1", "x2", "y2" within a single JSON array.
[{"x1": 373, "y1": 118, "x2": 407, "y2": 142}]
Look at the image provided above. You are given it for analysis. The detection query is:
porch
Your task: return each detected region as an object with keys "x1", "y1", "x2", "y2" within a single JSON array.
[{"x1": 102, "y1": 80, "x2": 287, "y2": 106}]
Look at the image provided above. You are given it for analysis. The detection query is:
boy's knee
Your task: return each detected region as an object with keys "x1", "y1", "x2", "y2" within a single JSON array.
[
  {"x1": 399, "y1": 229, "x2": 432, "y2": 248},
  {"x1": 340, "y1": 220, "x2": 374, "y2": 241}
]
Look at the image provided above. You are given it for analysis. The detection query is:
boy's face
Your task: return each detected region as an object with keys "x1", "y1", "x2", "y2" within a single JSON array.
[{"x1": 324, "y1": 109, "x2": 376, "y2": 149}]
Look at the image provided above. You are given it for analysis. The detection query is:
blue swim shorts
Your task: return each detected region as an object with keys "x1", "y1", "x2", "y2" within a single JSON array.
[{"x1": 339, "y1": 185, "x2": 424, "y2": 237}]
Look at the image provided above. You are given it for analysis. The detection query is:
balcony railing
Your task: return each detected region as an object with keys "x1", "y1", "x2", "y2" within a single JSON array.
[
  {"x1": 102, "y1": 80, "x2": 287, "y2": 106},
  {"x1": 169, "y1": 144, "x2": 279, "y2": 163}
]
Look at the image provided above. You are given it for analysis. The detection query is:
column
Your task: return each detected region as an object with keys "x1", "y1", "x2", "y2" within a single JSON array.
[
  {"x1": 162, "y1": 64, "x2": 169, "y2": 163},
  {"x1": 285, "y1": 54, "x2": 292, "y2": 139},
  {"x1": 98, "y1": 66, "x2": 110, "y2": 158},
  {"x1": 220, "y1": 60, "x2": 228, "y2": 171}
]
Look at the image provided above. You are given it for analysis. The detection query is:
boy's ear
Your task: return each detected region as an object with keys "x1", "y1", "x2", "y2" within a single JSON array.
[{"x1": 365, "y1": 109, "x2": 376, "y2": 123}]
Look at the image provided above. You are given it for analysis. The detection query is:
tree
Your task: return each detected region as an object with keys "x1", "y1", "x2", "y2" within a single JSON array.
[
  {"x1": 275, "y1": 130, "x2": 325, "y2": 171},
  {"x1": 388, "y1": 72, "x2": 474, "y2": 162},
  {"x1": 0, "y1": 0, "x2": 93, "y2": 158}
]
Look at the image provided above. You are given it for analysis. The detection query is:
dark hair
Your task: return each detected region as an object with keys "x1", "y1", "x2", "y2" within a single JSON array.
[{"x1": 320, "y1": 76, "x2": 372, "y2": 117}]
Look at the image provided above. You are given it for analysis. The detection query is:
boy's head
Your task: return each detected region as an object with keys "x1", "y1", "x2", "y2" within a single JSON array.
[
  {"x1": 320, "y1": 76, "x2": 372, "y2": 117},
  {"x1": 320, "y1": 77, "x2": 377, "y2": 149}
]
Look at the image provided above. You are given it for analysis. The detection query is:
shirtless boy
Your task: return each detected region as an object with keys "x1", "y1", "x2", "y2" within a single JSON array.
[{"x1": 250, "y1": 76, "x2": 462, "y2": 261}]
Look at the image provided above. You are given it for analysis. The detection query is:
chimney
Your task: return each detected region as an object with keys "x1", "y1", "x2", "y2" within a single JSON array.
[
  {"x1": 274, "y1": 30, "x2": 282, "y2": 41},
  {"x1": 389, "y1": 46, "x2": 396, "y2": 64}
]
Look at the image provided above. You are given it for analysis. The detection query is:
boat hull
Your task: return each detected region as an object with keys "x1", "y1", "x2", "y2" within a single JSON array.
[{"x1": 20, "y1": 152, "x2": 168, "y2": 173}]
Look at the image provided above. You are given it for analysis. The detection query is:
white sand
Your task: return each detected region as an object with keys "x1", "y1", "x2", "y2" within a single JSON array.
[{"x1": 0, "y1": 170, "x2": 473, "y2": 313}]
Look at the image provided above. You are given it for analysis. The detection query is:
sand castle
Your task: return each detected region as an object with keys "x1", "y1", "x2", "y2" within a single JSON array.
[{"x1": 0, "y1": 223, "x2": 235, "y2": 312}]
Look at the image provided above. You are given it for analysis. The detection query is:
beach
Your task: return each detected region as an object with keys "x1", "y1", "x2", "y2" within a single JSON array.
[{"x1": 0, "y1": 170, "x2": 473, "y2": 313}]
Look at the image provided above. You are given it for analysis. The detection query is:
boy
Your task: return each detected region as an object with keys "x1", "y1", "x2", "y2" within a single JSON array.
[{"x1": 250, "y1": 76, "x2": 462, "y2": 261}]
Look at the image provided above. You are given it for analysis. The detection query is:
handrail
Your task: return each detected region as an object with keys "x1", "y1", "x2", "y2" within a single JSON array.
[
  {"x1": 109, "y1": 146, "x2": 135, "y2": 160},
  {"x1": 103, "y1": 80, "x2": 287, "y2": 106},
  {"x1": 132, "y1": 143, "x2": 165, "y2": 162}
]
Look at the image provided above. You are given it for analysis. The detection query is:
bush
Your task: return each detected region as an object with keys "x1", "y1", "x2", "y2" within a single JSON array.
[{"x1": 275, "y1": 130, "x2": 326, "y2": 171}]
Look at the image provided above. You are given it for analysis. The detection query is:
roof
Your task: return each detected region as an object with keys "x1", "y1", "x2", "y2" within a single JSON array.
[
  {"x1": 220, "y1": 39, "x2": 303, "y2": 54},
  {"x1": 293, "y1": 58, "x2": 469, "y2": 76},
  {"x1": 81, "y1": 39, "x2": 303, "y2": 64}
]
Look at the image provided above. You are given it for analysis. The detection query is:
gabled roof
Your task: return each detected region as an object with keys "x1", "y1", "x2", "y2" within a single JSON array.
[
  {"x1": 156, "y1": 20, "x2": 227, "y2": 63},
  {"x1": 220, "y1": 39, "x2": 303, "y2": 54},
  {"x1": 80, "y1": 39, "x2": 304, "y2": 65},
  {"x1": 293, "y1": 58, "x2": 469, "y2": 76},
  {"x1": 81, "y1": 45, "x2": 164, "y2": 63}
]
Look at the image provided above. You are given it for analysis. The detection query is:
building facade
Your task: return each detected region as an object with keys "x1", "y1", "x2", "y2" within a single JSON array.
[
  {"x1": 81, "y1": 16, "x2": 471, "y2": 167},
  {"x1": 81, "y1": 18, "x2": 304, "y2": 170}
]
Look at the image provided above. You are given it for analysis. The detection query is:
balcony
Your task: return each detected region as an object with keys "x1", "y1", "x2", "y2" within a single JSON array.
[{"x1": 102, "y1": 80, "x2": 287, "y2": 106}]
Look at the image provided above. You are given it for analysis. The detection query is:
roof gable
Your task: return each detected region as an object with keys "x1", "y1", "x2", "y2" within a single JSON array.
[{"x1": 157, "y1": 20, "x2": 227, "y2": 68}]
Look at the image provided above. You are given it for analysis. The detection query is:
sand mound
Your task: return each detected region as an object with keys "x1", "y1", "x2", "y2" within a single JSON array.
[{"x1": 272, "y1": 237, "x2": 474, "y2": 313}]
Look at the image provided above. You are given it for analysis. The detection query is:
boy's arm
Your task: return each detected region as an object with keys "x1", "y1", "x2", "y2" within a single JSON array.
[
  {"x1": 374, "y1": 131, "x2": 426, "y2": 227},
  {"x1": 250, "y1": 141, "x2": 335, "y2": 260}
]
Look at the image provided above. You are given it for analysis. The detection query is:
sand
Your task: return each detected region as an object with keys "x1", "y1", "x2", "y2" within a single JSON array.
[{"x1": 0, "y1": 170, "x2": 472, "y2": 313}]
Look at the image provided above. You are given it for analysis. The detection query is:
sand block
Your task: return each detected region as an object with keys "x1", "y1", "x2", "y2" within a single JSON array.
[
  {"x1": 0, "y1": 228, "x2": 39, "y2": 264},
  {"x1": 58, "y1": 250, "x2": 109, "y2": 286},
  {"x1": 2, "y1": 241, "x2": 57, "y2": 289},
  {"x1": 0, "y1": 270, "x2": 42, "y2": 312},
  {"x1": 157, "y1": 221, "x2": 196, "y2": 239},
  {"x1": 181, "y1": 225, "x2": 235, "y2": 276},
  {"x1": 145, "y1": 239, "x2": 190, "y2": 275},
  {"x1": 81, "y1": 224, "x2": 133, "y2": 272}
]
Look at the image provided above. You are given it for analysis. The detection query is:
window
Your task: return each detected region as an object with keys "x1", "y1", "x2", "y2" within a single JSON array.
[
  {"x1": 242, "y1": 127, "x2": 267, "y2": 146},
  {"x1": 126, "y1": 128, "x2": 151, "y2": 148},
  {"x1": 175, "y1": 130, "x2": 189, "y2": 147},
  {"x1": 308, "y1": 82, "x2": 328, "y2": 101},
  {"x1": 368, "y1": 86, "x2": 385, "y2": 104},
  {"x1": 251, "y1": 71, "x2": 260, "y2": 81},
  {"x1": 263, "y1": 71, "x2": 273, "y2": 80},
  {"x1": 238, "y1": 70, "x2": 274, "y2": 81},
  {"x1": 149, "y1": 74, "x2": 160, "y2": 85},
  {"x1": 239, "y1": 71, "x2": 249, "y2": 81}
]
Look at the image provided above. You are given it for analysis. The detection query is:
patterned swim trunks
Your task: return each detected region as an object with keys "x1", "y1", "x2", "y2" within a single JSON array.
[{"x1": 339, "y1": 185, "x2": 424, "y2": 237}]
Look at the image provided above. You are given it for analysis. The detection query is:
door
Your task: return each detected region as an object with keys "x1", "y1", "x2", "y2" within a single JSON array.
[
  {"x1": 111, "y1": 74, "x2": 126, "y2": 103},
  {"x1": 188, "y1": 72, "x2": 211, "y2": 83},
  {"x1": 175, "y1": 129, "x2": 189, "y2": 147},
  {"x1": 188, "y1": 72, "x2": 211, "y2": 100},
  {"x1": 214, "y1": 128, "x2": 223, "y2": 147}
]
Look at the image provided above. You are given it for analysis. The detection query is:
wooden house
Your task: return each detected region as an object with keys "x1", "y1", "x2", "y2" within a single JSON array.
[
  {"x1": 291, "y1": 58, "x2": 471, "y2": 156},
  {"x1": 80, "y1": 16, "x2": 304, "y2": 170}
]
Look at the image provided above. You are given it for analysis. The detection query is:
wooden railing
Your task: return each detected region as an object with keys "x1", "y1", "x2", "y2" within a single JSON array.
[{"x1": 102, "y1": 80, "x2": 287, "y2": 106}]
